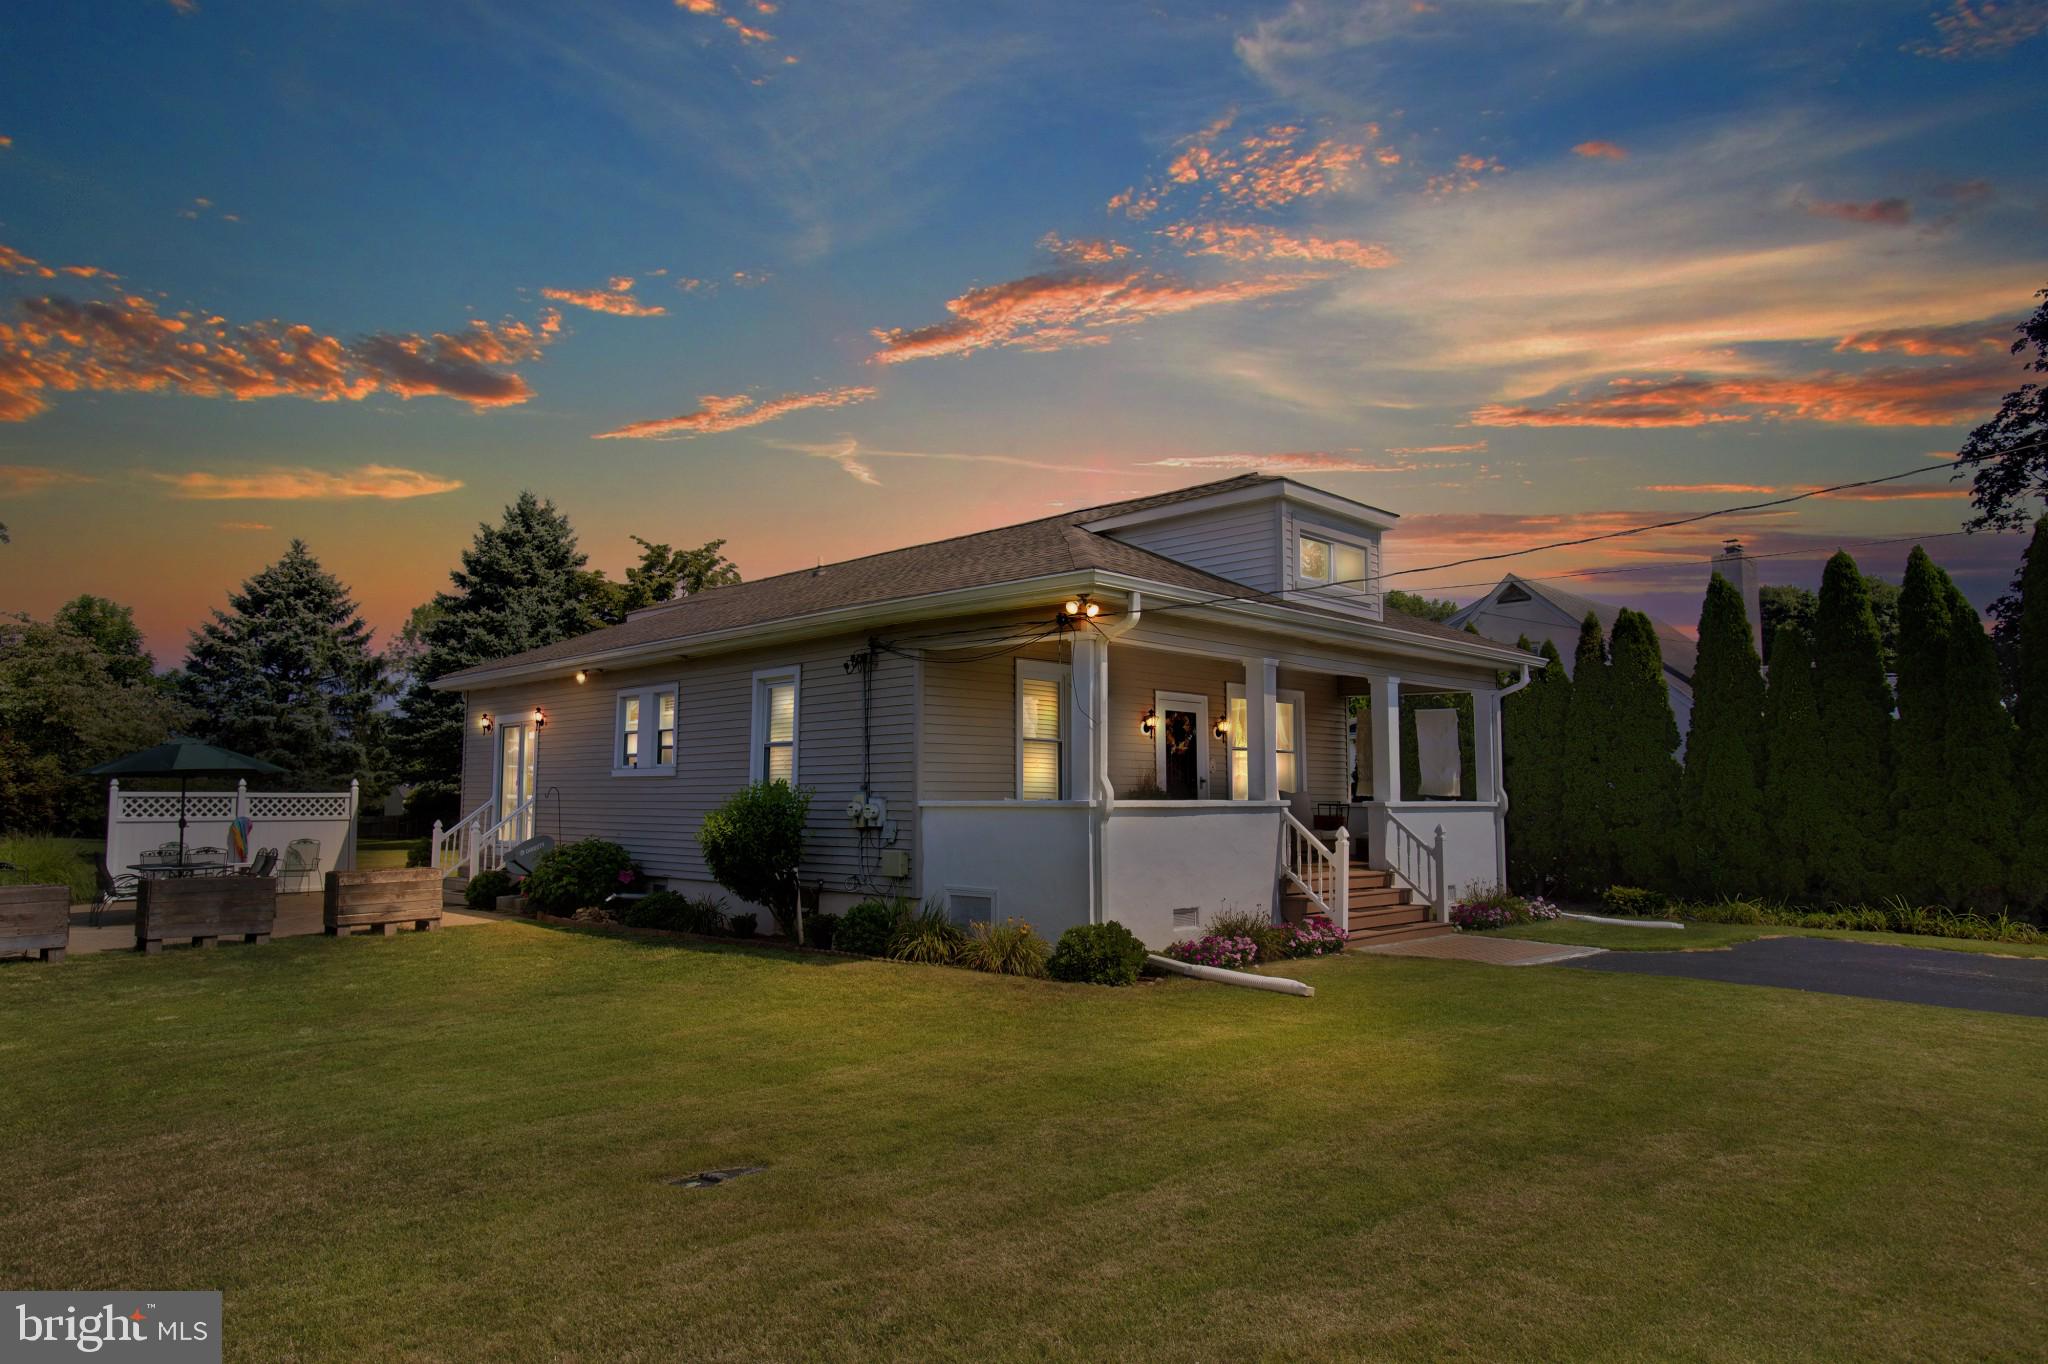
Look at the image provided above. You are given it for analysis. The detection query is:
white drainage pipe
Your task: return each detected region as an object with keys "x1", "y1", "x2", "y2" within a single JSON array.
[
  {"x1": 1146, "y1": 955, "x2": 1315, "y2": 996},
  {"x1": 1560, "y1": 912, "x2": 1683, "y2": 929}
]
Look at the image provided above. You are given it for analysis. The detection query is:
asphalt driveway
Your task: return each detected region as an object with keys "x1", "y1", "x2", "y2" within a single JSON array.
[{"x1": 1562, "y1": 935, "x2": 2048, "y2": 1019}]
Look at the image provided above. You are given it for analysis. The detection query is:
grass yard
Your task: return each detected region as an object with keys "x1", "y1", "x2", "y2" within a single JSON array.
[
  {"x1": 1495, "y1": 917, "x2": 2048, "y2": 957},
  {"x1": 3, "y1": 924, "x2": 2045, "y2": 1362}
]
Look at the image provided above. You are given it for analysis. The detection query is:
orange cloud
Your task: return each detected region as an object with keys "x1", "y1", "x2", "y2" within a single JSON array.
[
  {"x1": 870, "y1": 268, "x2": 1321, "y2": 364},
  {"x1": 1141, "y1": 452, "x2": 1420, "y2": 473},
  {"x1": 1106, "y1": 186, "x2": 1164, "y2": 219},
  {"x1": 675, "y1": 0, "x2": 718, "y2": 11},
  {"x1": 1803, "y1": 196, "x2": 1912, "y2": 226},
  {"x1": 1834, "y1": 322, "x2": 2007, "y2": 357},
  {"x1": 0, "y1": 135, "x2": 11, "y2": 149},
  {"x1": 1160, "y1": 222, "x2": 1395, "y2": 269},
  {"x1": 1112, "y1": 118, "x2": 1375, "y2": 219},
  {"x1": 540, "y1": 276, "x2": 667, "y2": 317},
  {"x1": 1038, "y1": 232, "x2": 1133, "y2": 264},
  {"x1": 1426, "y1": 154, "x2": 1506, "y2": 196},
  {"x1": 593, "y1": 385, "x2": 878, "y2": 440},
  {"x1": 0, "y1": 243, "x2": 55, "y2": 278},
  {"x1": 1909, "y1": 0, "x2": 2048, "y2": 56},
  {"x1": 0, "y1": 464, "x2": 96, "y2": 494},
  {"x1": 217, "y1": 521, "x2": 274, "y2": 531},
  {"x1": 1385, "y1": 441, "x2": 1487, "y2": 455},
  {"x1": 1470, "y1": 360, "x2": 2014, "y2": 429},
  {"x1": 149, "y1": 464, "x2": 464, "y2": 500},
  {"x1": 0, "y1": 273, "x2": 549, "y2": 422},
  {"x1": 1800, "y1": 482, "x2": 1969, "y2": 501},
  {"x1": 1641, "y1": 483, "x2": 1780, "y2": 494},
  {"x1": 1573, "y1": 140, "x2": 1629, "y2": 160}
]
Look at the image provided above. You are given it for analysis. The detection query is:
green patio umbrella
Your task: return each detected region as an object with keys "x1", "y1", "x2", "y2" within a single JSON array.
[{"x1": 85, "y1": 737, "x2": 286, "y2": 864}]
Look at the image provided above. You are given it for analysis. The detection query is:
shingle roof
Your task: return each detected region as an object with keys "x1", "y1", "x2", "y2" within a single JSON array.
[{"x1": 436, "y1": 474, "x2": 1509, "y2": 686}]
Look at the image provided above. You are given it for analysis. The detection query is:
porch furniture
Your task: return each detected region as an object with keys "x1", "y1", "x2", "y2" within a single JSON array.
[
  {"x1": 85, "y1": 852, "x2": 139, "y2": 927},
  {"x1": 127, "y1": 860, "x2": 232, "y2": 878},
  {"x1": 135, "y1": 874, "x2": 278, "y2": 953},
  {"x1": 187, "y1": 845, "x2": 230, "y2": 873},
  {"x1": 280, "y1": 839, "x2": 321, "y2": 892},
  {"x1": 241, "y1": 847, "x2": 279, "y2": 878},
  {"x1": 0, "y1": 884, "x2": 70, "y2": 962},
  {"x1": 503, "y1": 835, "x2": 554, "y2": 879},
  {"x1": 85, "y1": 736, "x2": 286, "y2": 865},
  {"x1": 323, "y1": 867, "x2": 442, "y2": 937}
]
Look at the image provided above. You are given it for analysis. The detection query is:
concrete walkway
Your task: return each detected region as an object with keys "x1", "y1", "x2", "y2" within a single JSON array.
[
  {"x1": 22, "y1": 893, "x2": 500, "y2": 958},
  {"x1": 1352, "y1": 933, "x2": 1605, "y2": 966}
]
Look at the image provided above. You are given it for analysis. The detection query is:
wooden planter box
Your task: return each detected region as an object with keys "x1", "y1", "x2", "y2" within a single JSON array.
[
  {"x1": 136, "y1": 876, "x2": 277, "y2": 953},
  {"x1": 1, "y1": 885, "x2": 70, "y2": 963},
  {"x1": 324, "y1": 867, "x2": 443, "y2": 937}
]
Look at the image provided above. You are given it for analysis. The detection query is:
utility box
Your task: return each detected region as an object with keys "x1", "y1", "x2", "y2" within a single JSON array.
[{"x1": 878, "y1": 849, "x2": 911, "y2": 880}]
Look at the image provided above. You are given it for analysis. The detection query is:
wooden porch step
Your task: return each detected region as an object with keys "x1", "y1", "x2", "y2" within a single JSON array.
[
  {"x1": 1346, "y1": 920, "x2": 1457, "y2": 946},
  {"x1": 1282, "y1": 885, "x2": 1414, "y2": 915},
  {"x1": 1347, "y1": 868, "x2": 1394, "y2": 890},
  {"x1": 1347, "y1": 903, "x2": 1429, "y2": 930}
]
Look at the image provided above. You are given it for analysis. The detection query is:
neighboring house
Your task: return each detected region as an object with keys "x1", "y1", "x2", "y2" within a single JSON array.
[
  {"x1": 430, "y1": 475, "x2": 1538, "y2": 948},
  {"x1": 1447, "y1": 575, "x2": 1701, "y2": 742}
]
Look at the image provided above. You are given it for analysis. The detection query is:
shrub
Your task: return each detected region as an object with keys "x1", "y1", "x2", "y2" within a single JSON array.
[
  {"x1": 801, "y1": 908, "x2": 840, "y2": 950},
  {"x1": 957, "y1": 918, "x2": 1049, "y2": 977},
  {"x1": 1663, "y1": 895, "x2": 2047, "y2": 944},
  {"x1": 621, "y1": 891, "x2": 728, "y2": 934},
  {"x1": 0, "y1": 835, "x2": 95, "y2": 902},
  {"x1": 1600, "y1": 885, "x2": 1671, "y2": 917},
  {"x1": 1046, "y1": 921, "x2": 1149, "y2": 986},
  {"x1": 889, "y1": 901, "x2": 965, "y2": 964},
  {"x1": 1280, "y1": 915, "x2": 1346, "y2": 957},
  {"x1": 1162, "y1": 934, "x2": 1261, "y2": 971},
  {"x1": 837, "y1": 897, "x2": 908, "y2": 956},
  {"x1": 1449, "y1": 885, "x2": 1561, "y2": 931},
  {"x1": 404, "y1": 837, "x2": 433, "y2": 869},
  {"x1": 1206, "y1": 906, "x2": 1289, "y2": 963},
  {"x1": 727, "y1": 912, "x2": 759, "y2": 938},
  {"x1": 698, "y1": 780, "x2": 812, "y2": 936},
  {"x1": 522, "y1": 838, "x2": 639, "y2": 916},
  {"x1": 465, "y1": 867, "x2": 515, "y2": 910}
]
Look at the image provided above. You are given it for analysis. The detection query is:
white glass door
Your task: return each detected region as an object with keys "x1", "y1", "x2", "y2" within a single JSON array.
[{"x1": 498, "y1": 722, "x2": 537, "y2": 840}]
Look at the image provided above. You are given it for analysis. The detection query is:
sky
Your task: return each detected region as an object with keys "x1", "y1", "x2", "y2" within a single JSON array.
[{"x1": 1, "y1": 0, "x2": 2045, "y2": 659}]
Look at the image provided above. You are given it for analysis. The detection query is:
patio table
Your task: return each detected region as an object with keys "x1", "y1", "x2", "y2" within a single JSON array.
[{"x1": 128, "y1": 861, "x2": 232, "y2": 878}]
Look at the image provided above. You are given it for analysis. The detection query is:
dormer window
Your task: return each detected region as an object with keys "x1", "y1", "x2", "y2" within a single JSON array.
[{"x1": 1298, "y1": 532, "x2": 1369, "y2": 594}]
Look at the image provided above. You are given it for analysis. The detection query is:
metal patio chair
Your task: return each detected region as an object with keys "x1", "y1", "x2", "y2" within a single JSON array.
[
  {"x1": 280, "y1": 839, "x2": 321, "y2": 893},
  {"x1": 86, "y1": 852, "x2": 140, "y2": 928}
]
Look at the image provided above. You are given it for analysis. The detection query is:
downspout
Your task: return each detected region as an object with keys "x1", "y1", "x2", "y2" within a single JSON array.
[{"x1": 1088, "y1": 592, "x2": 1143, "y2": 925}]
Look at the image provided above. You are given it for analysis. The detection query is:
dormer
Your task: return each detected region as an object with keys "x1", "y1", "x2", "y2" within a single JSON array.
[{"x1": 1080, "y1": 477, "x2": 1396, "y2": 620}]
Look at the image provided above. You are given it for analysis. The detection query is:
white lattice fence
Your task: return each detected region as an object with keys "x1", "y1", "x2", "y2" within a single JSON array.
[{"x1": 106, "y1": 778, "x2": 359, "y2": 881}]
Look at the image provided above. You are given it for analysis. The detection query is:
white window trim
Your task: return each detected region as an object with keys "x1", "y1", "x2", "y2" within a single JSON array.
[
  {"x1": 610, "y1": 684, "x2": 680, "y2": 777},
  {"x1": 1294, "y1": 520, "x2": 1376, "y2": 597},
  {"x1": 1226, "y1": 683, "x2": 1306, "y2": 800},
  {"x1": 750, "y1": 665, "x2": 801, "y2": 784},
  {"x1": 1015, "y1": 659, "x2": 1072, "y2": 801}
]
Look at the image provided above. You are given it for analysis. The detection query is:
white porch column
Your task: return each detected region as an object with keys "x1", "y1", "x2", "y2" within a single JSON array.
[
  {"x1": 1242, "y1": 656, "x2": 1278, "y2": 801},
  {"x1": 1368, "y1": 674, "x2": 1401, "y2": 802},
  {"x1": 1473, "y1": 690, "x2": 1501, "y2": 804},
  {"x1": 1068, "y1": 630, "x2": 1102, "y2": 805}
]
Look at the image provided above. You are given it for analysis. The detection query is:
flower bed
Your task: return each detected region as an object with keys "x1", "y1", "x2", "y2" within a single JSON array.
[
  {"x1": 1449, "y1": 887, "x2": 1560, "y2": 931},
  {"x1": 1280, "y1": 915, "x2": 1346, "y2": 957},
  {"x1": 1162, "y1": 934, "x2": 1261, "y2": 971}
]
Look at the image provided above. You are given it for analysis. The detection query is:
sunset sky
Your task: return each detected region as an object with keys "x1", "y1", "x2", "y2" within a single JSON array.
[{"x1": 2, "y1": 0, "x2": 2045, "y2": 658}]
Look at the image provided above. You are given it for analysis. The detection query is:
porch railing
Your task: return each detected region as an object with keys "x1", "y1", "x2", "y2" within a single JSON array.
[
  {"x1": 1280, "y1": 808, "x2": 1349, "y2": 928},
  {"x1": 431, "y1": 795, "x2": 537, "y2": 878},
  {"x1": 1381, "y1": 810, "x2": 1449, "y2": 922}
]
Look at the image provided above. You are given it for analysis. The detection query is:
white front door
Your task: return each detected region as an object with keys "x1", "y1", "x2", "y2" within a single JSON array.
[
  {"x1": 1153, "y1": 690, "x2": 1210, "y2": 800},
  {"x1": 497, "y1": 721, "x2": 537, "y2": 840}
]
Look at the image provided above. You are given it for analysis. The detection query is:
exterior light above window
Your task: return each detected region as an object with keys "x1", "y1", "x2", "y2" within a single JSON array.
[
  {"x1": 479, "y1": 713, "x2": 493, "y2": 733},
  {"x1": 1140, "y1": 708, "x2": 1157, "y2": 736}
]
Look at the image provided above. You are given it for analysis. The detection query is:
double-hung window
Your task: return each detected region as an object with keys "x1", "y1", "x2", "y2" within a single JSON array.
[
  {"x1": 752, "y1": 667, "x2": 799, "y2": 784},
  {"x1": 1226, "y1": 683, "x2": 1305, "y2": 799},
  {"x1": 1016, "y1": 660, "x2": 1071, "y2": 800},
  {"x1": 1297, "y1": 530, "x2": 1370, "y2": 596},
  {"x1": 612, "y1": 685, "x2": 679, "y2": 776}
]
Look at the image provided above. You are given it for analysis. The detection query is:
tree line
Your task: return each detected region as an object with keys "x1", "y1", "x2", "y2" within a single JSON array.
[
  {"x1": 0, "y1": 493, "x2": 738, "y2": 832},
  {"x1": 1503, "y1": 520, "x2": 2047, "y2": 913}
]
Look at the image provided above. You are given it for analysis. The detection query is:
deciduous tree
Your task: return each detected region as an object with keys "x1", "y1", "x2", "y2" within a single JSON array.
[{"x1": 1957, "y1": 284, "x2": 2048, "y2": 531}]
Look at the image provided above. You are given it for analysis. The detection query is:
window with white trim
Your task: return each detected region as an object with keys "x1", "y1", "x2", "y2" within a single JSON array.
[
  {"x1": 751, "y1": 667, "x2": 800, "y2": 784},
  {"x1": 1226, "y1": 683, "x2": 1305, "y2": 799},
  {"x1": 1296, "y1": 527, "x2": 1372, "y2": 596},
  {"x1": 1015, "y1": 660, "x2": 1071, "y2": 800},
  {"x1": 612, "y1": 685, "x2": 680, "y2": 776}
]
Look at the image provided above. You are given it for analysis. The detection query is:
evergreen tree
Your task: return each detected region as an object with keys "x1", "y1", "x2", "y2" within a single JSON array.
[
  {"x1": 1680, "y1": 573, "x2": 1766, "y2": 894},
  {"x1": 1810, "y1": 552, "x2": 1893, "y2": 902},
  {"x1": 1936, "y1": 581, "x2": 2019, "y2": 910},
  {"x1": 1891, "y1": 546, "x2": 1954, "y2": 902},
  {"x1": 391, "y1": 493, "x2": 607, "y2": 784},
  {"x1": 1557, "y1": 612, "x2": 1614, "y2": 892},
  {"x1": 2013, "y1": 518, "x2": 2048, "y2": 907},
  {"x1": 1605, "y1": 609, "x2": 1683, "y2": 889},
  {"x1": 1503, "y1": 637, "x2": 1570, "y2": 891},
  {"x1": 180, "y1": 541, "x2": 390, "y2": 791},
  {"x1": 1761, "y1": 623, "x2": 1828, "y2": 901}
]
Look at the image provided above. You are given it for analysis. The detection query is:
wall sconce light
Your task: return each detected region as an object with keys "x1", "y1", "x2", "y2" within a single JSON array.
[
  {"x1": 479, "y1": 713, "x2": 494, "y2": 734},
  {"x1": 574, "y1": 670, "x2": 588, "y2": 684},
  {"x1": 1139, "y1": 708, "x2": 1157, "y2": 737},
  {"x1": 1213, "y1": 715, "x2": 1230, "y2": 740},
  {"x1": 532, "y1": 707, "x2": 547, "y2": 729}
]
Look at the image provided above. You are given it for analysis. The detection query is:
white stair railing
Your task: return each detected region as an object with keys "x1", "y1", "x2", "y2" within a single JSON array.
[
  {"x1": 1279, "y1": 809, "x2": 1349, "y2": 929},
  {"x1": 470, "y1": 795, "x2": 537, "y2": 876},
  {"x1": 1381, "y1": 811, "x2": 1448, "y2": 922},
  {"x1": 430, "y1": 798, "x2": 495, "y2": 877}
]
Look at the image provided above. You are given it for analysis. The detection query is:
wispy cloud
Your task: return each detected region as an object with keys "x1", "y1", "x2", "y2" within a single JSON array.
[
  {"x1": 1385, "y1": 441, "x2": 1487, "y2": 455},
  {"x1": 870, "y1": 268, "x2": 1322, "y2": 364},
  {"x1": 1641, "y1": 482, "x2": 1779, "y2": 494},
  {"x1": 593, "y1": 385, "x2": 877, "y2": 439},
  {"x1": 1425, "y1": 153, "x2": 1506, "y2": 196},
  {"x1": 149, "y1": 464, "x2": 464, "y2": 500},
  {"x1": 1801, "y1": 196, "x2": 1912, "y2": 226},
  {"x1": 1908, "y1": 0, "x2": 2048, "y2": 57},
  {"x1": 1572, "y1": 140, "x2": 1629, "y2": 161},
  {"x1": 1470, "y1": 359, "x2": 2017, "y2": 429},
  {"x1": 1139, "y1": 451, "x2": 1421, "y2": 473},
  {"x1": 1801, "y1": 482, "x2": 1969, "y2": 501},
  {"x1": 541, "y1": 276, "x2": 667, "y2": 317},
  {"x1": 1038, "y1": 232, "x2": 1133, "y2": 264},
  {"x1": 1159, "y1": 222, "x2": 1395, "y2": 269},
  {"x1": 1834, "y1": 321, "x2": 2009, "y2": 357},
  {"x1": 0, "y1": 464, "x2": 96, "y2": 495},
  {"x1": 765, "y1": 437, "x2": 1133, "y2": 486},
  {"x1": 1109, "y1": 114, "x2": 1377, "y2": 220},
  {"x1": 216, "y1": 520, "x2": 274, "y2": 531}
]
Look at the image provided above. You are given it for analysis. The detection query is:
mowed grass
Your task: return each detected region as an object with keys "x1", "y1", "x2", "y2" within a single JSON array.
[
  {"x1": 1495, "y1": 916, "x2": 2048, "y2": 957},
  {"x1": 3, "y1": 925, "x2": 2045, "y2": 1362}
]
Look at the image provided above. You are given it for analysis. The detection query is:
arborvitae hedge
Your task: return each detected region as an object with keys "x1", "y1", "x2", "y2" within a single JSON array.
[
  {"x1": 2017, "y1": 519, "x2": 2048, "y2": 908},
  {"x1": 1680, "y1": 572, "x2": 1766, "y2": 894},
  {"x1": 1938, "y1": 579, "x2": 2019, "y2": 911},
  {"x1": 1892, "y1": 546, "x2": 1953, "y2": 903},
  {"x1": 1504, "y1": 637, "x2": 1569, "y2": 891},
  {"x1": 1811, "y1": 551, "x2": 1893, "y2": 903},
  {"x1": 1605, "y1": 609, "x2": 1683, "y2": 889},
  {"x1": 1558, "y1": 613, "x2": 1614, "y2": 892},
  {"x1": 1761, "y1": 622, "x2": 1828, "y2": 900}
]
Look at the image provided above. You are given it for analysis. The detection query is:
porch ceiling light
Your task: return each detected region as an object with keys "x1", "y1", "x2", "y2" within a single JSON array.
[
  {"x1": 1140, "y1": 708, "x2": 1157, "y2": 737},
  {"x1": 1064, "y1": 598, "x2": 1083, "y2": 616},
  {"x1": 574, "y1": 670, "x2": 588, "y2": 684},
  {"x1": 1062, "y1": 594, "x2": 1102, "y2": 619}
]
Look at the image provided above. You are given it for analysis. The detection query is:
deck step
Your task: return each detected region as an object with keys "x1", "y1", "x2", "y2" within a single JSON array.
[
  {"x1": 1347, "y1": 904, "x2": 1429, "y2": 930},
  {"x1": 1283, "y1": 886, "x2": 1414, "y2": 915},
  {"x1": 1347, "y1": 868, "x2": 1394, "y2": 890},
  {"x1": 1346, "y1": 920, "x2": 1456, "y2": 946}
]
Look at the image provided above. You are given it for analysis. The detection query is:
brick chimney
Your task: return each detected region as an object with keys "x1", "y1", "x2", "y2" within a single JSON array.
[{"x1": 1715, "y1": 540, "x2": 1762, "y2": 655}]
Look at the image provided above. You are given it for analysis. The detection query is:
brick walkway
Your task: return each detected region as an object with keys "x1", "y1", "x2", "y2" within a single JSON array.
[
  {"x1": 1352, "y1": 933, "x2": 1604, "y2": 966},
  {"x1": 32, "y1": 893, "x2": 500, "y2": 958}
]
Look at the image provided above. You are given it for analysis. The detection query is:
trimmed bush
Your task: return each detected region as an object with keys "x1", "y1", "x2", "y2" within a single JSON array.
[
  {"x1": 621, "y1": 891, "x2": 728, "y2": 934},
  {"x1": 698, "y1": 780, "x2": 812, "y2": 937},
  {"x1": 1205, "y1": 906, "x2": 1288, "y2": 963},
  {"x1": 727, "y1": 912, "x2": 759, "y2": 938},
  {"x1": 801, "y1": 908, "x2": 840, "y2": 950},
  {"x1": 1046, "y1": 921, "x2": 1149, "y2": 986},
  {"x1": 837, "y1": 897, "x2": 908, "y2": 956},
  {"x1": 404, "y1": 837, "x2": 433, "y2": 869},
  {"x1": 1599, "y1": 885, "x2": 1670, "y2": 918},
  {"x1": 522, "y1": 838, "x2": 638, "y2": 916},
  {"x1": 464, "y1": 868, "x2": 515, "y2": 910},
  {"x1": 889, "y1": 901, "x2": 964, "y2": 964},
  {"x1": 957, "y1": 918, "x2": 1049, "y2": 977}
]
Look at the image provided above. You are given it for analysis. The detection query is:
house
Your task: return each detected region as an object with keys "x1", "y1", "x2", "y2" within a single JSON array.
[{"x1": 430, "y1": 475, "x2": 1539, "y2": 948}]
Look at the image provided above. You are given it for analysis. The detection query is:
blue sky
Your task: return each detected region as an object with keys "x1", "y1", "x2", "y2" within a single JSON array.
[{"x1": 1, "y1": 0, "x2": 2044, "y2": 655}]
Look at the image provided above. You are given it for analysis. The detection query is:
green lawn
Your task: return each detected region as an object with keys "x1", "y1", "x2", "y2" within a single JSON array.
[
  {"x1": 1495, "y1": 916, "x2": 2048, "y2": 957},
  {"x1": 3, "y1": 924, "x2": 2045, "y2": 1362},
  {"x1": 354, "y1": 835, "x2": 421, "y2": 871}
]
